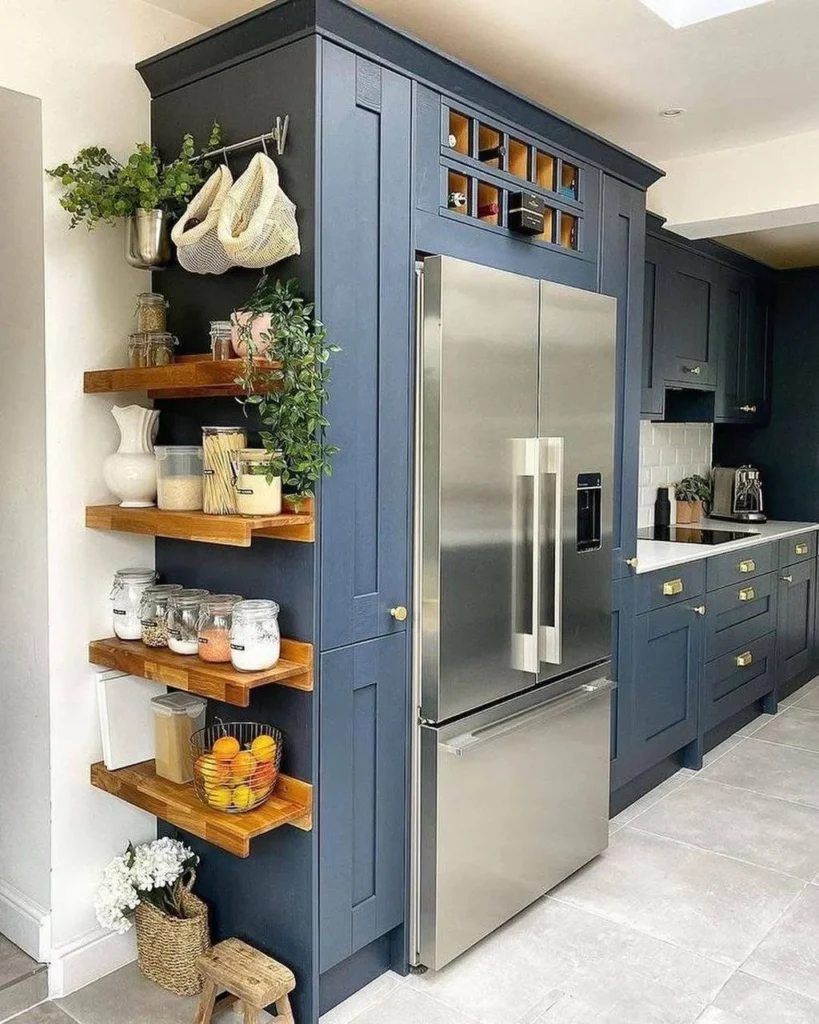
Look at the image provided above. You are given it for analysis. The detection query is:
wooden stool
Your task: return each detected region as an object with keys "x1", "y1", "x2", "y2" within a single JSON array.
[{"x1": 195, "y1": 938, "x2": 296, "y2": 1024}]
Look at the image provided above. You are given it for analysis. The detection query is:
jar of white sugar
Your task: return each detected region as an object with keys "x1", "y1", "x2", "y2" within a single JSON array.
[
  {"x1": 229, "y1": 600, "x2": 280, "y2": 672},
  {"x1": 167, "y1": 589, "x2": 210, "y2": 655},
  {"x1": 110, "y1": 567, "x2": 157, "y2": 640}
]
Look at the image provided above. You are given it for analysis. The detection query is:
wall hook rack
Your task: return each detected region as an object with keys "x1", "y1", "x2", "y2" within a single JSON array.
[{"x1": 195, "y1": 115, "x2": 290, "y2": 162}]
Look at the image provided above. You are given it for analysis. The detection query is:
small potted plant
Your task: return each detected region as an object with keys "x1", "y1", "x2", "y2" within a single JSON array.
[
  {"x1": 95, "y1": 838, "x2": 208, "y2": 995},
  {"x1": 46, "y1": 124, "x2": 220, "y2": 269},
  {"x1": 233, "y1": 274, "x2": 340, "y2": 504},
  {"x1": 674, "y1": 474, "x2": 711, "y2": 524}
]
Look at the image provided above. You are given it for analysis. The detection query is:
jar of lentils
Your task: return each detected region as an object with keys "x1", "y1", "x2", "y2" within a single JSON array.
[
  {"x1": 139, "y1": 584, "x2": 183, "y2": 648},
  {"x1": 136, "y1": 292, "x2": 168, "y2": 333},
  {"x1": 197, "y1": 594, "x2": 242, "y2": 663},
  {"x1": 229, "y1": 599, "x2": 280, "y2": 672},
  {"x1": 110, "y1": 567, "x2": 157, "y2": 640},
  {"x1": 167, "y1": 589, "x2": 210, "y2": 656}
]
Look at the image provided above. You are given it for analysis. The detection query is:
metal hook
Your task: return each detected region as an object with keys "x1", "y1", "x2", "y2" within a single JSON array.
[
  {"x1": 221, "y1": 146, "x2": 230, "y2": 170},
  {"x1": 261, "y1": 135, "x2": 269, "y2": 156}
]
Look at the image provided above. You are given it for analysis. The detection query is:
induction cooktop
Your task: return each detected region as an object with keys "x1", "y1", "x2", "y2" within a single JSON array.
[{"x1": 638, "y1": 525, "x2": 759, "y2": 545}]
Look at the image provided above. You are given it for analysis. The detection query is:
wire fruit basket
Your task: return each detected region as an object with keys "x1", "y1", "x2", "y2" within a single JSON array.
[{"x1": 190, "y1": 721, "x2": 282, "y2": 814}]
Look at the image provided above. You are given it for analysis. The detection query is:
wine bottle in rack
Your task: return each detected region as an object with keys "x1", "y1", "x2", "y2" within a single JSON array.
[
  {"x1": 447, "y1": 133, "x2": 458, "y2": 148},
  {"x1": 478, "y1": 144, "x2": 506, "y2": 163},
  {"x1": 448, "y1": 191, "x2": 467, "y2": 210}
]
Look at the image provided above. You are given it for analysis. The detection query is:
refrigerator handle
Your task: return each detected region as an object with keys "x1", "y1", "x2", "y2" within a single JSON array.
[
  {"x1": 540, "y1": 436, "x2": 564, "y2": 665},
  {"x1": 511, "y1": 437, "x2": 541, "y2": 674}
]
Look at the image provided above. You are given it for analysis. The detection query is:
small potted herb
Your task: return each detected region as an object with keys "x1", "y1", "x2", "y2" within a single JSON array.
[
  {"x1": 46, "y1": 124, "x2": 220, "y2": 269},
  {"x1": 674, "y1": 474, "x2": 711, "y2": 524}
]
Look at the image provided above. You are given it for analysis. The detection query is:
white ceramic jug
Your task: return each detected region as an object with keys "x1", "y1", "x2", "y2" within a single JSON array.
[{"x1": 103, "y1": 405, "x2": 160, "y2": 507}]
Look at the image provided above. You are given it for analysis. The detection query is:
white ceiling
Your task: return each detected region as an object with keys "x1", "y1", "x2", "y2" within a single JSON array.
[
  {"x1": 716, "y1": 224, "x2": 819, "y2": 269},
  {"x1": 147, "y1": 0, "x2": 819, "y2": 163}
]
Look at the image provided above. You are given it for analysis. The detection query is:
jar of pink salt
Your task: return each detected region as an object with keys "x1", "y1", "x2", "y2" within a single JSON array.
[{"x1": 197, "y1": 594, "x2": 242, "y2": 663}]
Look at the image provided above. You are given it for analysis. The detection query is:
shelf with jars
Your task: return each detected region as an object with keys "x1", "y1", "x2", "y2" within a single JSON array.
[{"x1": 83, "y1": 355, "x2": 281, "y2": 400}]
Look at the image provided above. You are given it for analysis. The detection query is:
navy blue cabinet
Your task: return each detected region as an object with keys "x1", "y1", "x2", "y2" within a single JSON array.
[
  {"x1": 319, "y1": 633, "x2": 407, "y2": 974},
  {"x1": 715, "y1": 272, "x2": 771, "y2": 424},
  {"x1": 319, "y1": 43, "x2": 413, "y2": 652},
  {"x1": 641, "y1": 237, "x2": 663, "y2": 418},
  {"x1": 658, "y1": 245, "x2": 718, "y2": 389},
  {"x1": 599, "y1": 175, "x2": 646, "y2": 577},
  {"x1": 777, "y1": 558, "x2": 817, "y2": 690}
]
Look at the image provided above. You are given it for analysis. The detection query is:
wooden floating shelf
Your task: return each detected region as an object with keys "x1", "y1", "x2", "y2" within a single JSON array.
[
  {"x1": 86, "y1": 500, "x2": 315, "y2": 545},
  {"x1": 91, "y1": 760, "x2": 312, "y2": 858},
  {"x1": 83, "y1": 355, "x2": 279, "y2": 400},
  {"x1": 89, "y1": 637, "x2": 313, "y2": 705}
]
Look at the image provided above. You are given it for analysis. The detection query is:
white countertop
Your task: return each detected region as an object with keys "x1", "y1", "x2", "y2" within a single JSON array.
[{"x1": 635, "y1": 518, "x2": 819, "y2": 574}]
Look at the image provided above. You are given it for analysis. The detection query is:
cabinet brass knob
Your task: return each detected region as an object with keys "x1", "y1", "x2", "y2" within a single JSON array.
[
  {"x1": 663, "y1": 578, "x2": 684, "y2": 596},
  {"x1": 692, "y1": 605, "x2": 706, "y2": 616},
  {"x1": 738, "y1": 587, "x2": 755, "y2": 602},
  {"x1": 738, "y1": 559, "x2": 756, "y2": 573},
  {"x1": 735, "y1": 651, "x2": 753, "y2": 668},
  {"x1": 795, "y1": 543, "x2": 809, "y2": 556},
  {"x1": 390, "y1": 605, "x2": 408, "y2": 622},
  {"x1": 739, "y1": 405, "x2": 758, "y2": 413},
  {"x1": 625, "y1": 557, "x2": 639, "y2": 569},
  {"x1": 781, "y1": 575, "x2": 794, "y2": 584},
  {"x1": 684, "y1": 365, "x2": 702, "y2": 376}
]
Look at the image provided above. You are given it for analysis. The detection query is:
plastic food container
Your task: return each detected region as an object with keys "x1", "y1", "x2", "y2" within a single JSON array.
[
  {"x1": 198, "y1": 594, "x2": 242, "y2": 663},
  {"x1": 151, "y1": 692, "x2": 207, "y2": 784},
  {"x1": 167, "y1": 589, "x2": 210, "y2": 655},
  {"x1": 110, "y1": 567, "x2": 157, "y2": 640},
  {"x1": 229, "y1": 599, "x2": 280, "y2": 672},
  {"x1": 155, "y1": 446, "x2": 204, "y2": 511},
  {"x1": 140, "y1": 584, "x2": 183, "y2": 648},
  {"x1": 235, "y1": 449, "x2": 282, "y2": 516},
  {"x1": 128, "y1": 332, "x2": 178, "y2": 368},
  {"x1": 191, "y1": 722, "x2": 282, "y2": 813},
  {"x1": 135, "y1": 292, "x2": 168, "y2": 333}
]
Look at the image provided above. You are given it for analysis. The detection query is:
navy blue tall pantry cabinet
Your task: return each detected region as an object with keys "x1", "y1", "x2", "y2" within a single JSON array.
[{"x1": 138, "y1": 2, "x2": 661, "y2": 1020}]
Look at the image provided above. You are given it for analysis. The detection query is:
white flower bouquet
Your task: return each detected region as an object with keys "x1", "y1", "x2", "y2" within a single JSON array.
[{"x1": 95, "y1": 838, "x2": 199, "y2": 934}]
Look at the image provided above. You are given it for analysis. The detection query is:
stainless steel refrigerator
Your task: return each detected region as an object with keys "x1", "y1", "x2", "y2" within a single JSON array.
[{"x1": 411, "y1": 255, "x2": 617, "y2": 971}]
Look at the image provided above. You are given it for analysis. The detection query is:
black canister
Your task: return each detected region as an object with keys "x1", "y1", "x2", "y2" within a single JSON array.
[{"x1": 654, "y1": 486, "x2": 671, "y2": 527}]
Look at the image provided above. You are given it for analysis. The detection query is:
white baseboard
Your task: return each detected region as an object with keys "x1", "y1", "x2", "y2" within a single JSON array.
[
  {"x1": 0, "y1": 878, "x2": 50, "y2": 963},
  {"x1": 48, "y1": 926, "x2": 136, "y2": 998}
]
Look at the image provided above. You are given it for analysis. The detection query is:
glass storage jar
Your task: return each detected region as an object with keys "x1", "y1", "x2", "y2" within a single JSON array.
[
  {"x1": 110, "y1": 567, "x2": 157, "y2": 640},
  {"x1": 135, "y1": 292, "x2": 168, "y2": 333},
  {"x1": 167, "y1": 589, "x2": 210, "y2": 655},
  {"x1": 202, "y1": 426, "x2": 247, "y2": 514},
  {"x1": 139, "y1": 583, "x2": 183, "y2": 648},
  {"x1": 155, "y1": 445, "x2": 204, "y2": 511},
  {"x1": 197, "y1": 594, "x2": 242, "y2": 663},
  {"x1": 210, "y1": 321, "x2": 233, "y2": 361},
  {"x1": 229, "y1": 599, "x2": 280, "y2": 672},
  {"x1": 235, "y1": 448, "x2": 282, "y2": 516},
  {"x1": 128, "y1": 332, "x2": 178, "y2": 368}
]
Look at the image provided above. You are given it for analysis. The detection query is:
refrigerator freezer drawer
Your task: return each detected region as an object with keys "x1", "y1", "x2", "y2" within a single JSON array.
[{"x1": 417, "y1": 673, "x2": 612, "y2": 971}]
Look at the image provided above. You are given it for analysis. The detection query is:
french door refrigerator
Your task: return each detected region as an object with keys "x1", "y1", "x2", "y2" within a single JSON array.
[{"x1": 411, "y1": 255, "x2": 617, "y2": 971}]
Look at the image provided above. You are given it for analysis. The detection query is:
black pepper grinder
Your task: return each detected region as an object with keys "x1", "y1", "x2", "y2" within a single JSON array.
[{"x1": 654, "y1": 486, "x2": 671, "y2": 528}]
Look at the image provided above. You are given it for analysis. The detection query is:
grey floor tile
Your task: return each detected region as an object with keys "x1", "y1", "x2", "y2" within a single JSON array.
[
  {"x1": 700, "y1": 738, "x2": 819, "y2": 807},
  {"x1": 320, "y1": 972, "x2": 405, "y2": 1024},
  {"x1": 780, "y1": 677, "x2": 819, "y2": 708},
  {"x1": 610, "y1": 770, "x2": 692, "y2": 827},
  {"x1": 753, "y1": 707, "x2": 819, "y2": 753},
  {"x1": 0, "y1": 970, "x2": 49, "y2": 1023},
  {"x1": 710, "y1": 970, "x2": 819, "y2": 1023},
  {"x1": 794, "y1": 688, "x2": 819, "y2": 713},
  {"x1": 703, "y1": 734, "x2": 746, "y2": 767},
  {"x1": 695, "y1": 1009, "x2": 745, "y2": 1023},
  {"x1": 343, "y1": 987, "x2": 480, "y2": 1024},
  {"x1": 6, "y1": 1004, "x2": 76, "y2": 1024},
  {"x1": 744, "y1": 885, "x2": 819, "y2": 1003},
  {"x1": 631, "y1": 778, "x2": 819, "y2": 879},
  {"x1": 0, "y1": 935, "x2": 41, "y2": 988},
  {"x1": 551, "y1": 828, "x2": 803, "y2": 965},
  {"x1": 738, "y1": 713, "x2": 775, "y2": 736}
]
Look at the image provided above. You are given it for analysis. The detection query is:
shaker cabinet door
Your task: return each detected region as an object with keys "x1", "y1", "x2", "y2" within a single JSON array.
[
  {"x1": 319, "y1": 42, "x2": 413, "y2": 651},
  {"x1": 777, "y1": 558, "x2": 816, "y2": 690},
  {"x1": 659, "y1": 247, "x2": 718, "y2": 388}
]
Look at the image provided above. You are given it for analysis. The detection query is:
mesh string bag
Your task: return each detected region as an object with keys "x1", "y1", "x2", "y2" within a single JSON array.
[
  {"x1": 171, "y1": 165, "x2": 234, "y2": 275},
  {"x1": 217, "y1": 152, "x2": 300, "y2": 269}
]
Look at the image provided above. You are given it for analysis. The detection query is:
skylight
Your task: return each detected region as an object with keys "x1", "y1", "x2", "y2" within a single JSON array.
[{"x1": 639, "y1": 0, "x2": 774, "y2": 28}]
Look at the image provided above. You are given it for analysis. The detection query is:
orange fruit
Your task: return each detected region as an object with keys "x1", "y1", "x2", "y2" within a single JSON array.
[
  {"x1": 212, "y1": 736, "x2": 240, "y2": 762},
  {"x1": 230, "y1": 750, "x2": 257, "y2": 783},
  {"x1": 195, "y1": 754, "x2": 229, "y2": 786},
  {"x1": 251, "y1": 734, "x2": 276, "y2": 763},
  {"x1": 232, "y1": 784, "x2": 255, "y2": 811},
  {"x1": 206, "y1": 786, "x2": 232, "y2": 810},
  {"x1": 251, "y1": 761, "x2": 274, "y2": 792}
]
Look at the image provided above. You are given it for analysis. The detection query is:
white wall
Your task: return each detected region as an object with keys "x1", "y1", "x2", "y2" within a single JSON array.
[
  {"x1": 638, "y1": 422, "x2": 713, "y2": 528},
  {"x1": 0, "y1": 0, "x2": 204, "y2": 990}
]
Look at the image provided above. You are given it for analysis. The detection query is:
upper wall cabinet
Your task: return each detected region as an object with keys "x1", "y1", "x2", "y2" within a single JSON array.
[
  {"x1": 658, "y1": 245, "x2": 718, "y2": 389},
  {"x1": 641, "y1": 237, "x2": 664, "y2": 418},
  {"x1": 319, "y1": 44, "x2": 413, "y2": 651},
  {"x1": 713, "y1": 271, "x2": 771, "y2": 424}
]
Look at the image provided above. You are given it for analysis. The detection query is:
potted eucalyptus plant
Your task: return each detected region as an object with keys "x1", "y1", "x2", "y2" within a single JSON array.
[
  {"x1": 674, "y1": 474, "x2": 712, "y2": 524},
  {"x1": 233, "y1": 274, "x2": 340, "y2": 504},
  {"x1": 46, "y1": 124, "x2": 220, "y2": 269}
]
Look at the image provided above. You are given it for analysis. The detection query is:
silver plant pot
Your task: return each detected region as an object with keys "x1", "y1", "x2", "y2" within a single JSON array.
[{"x1": 125, "y1": 209, "x2": 173, "y2": 270}]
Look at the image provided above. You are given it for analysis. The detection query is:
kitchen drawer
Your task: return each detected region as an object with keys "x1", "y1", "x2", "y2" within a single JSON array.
[
  {"x1": 706, "y1": 543, "x2": 774, "y2": 592},
  {"x1": 635, "y1": 560, "x2": 705, "y2": 614},
  {"x1": 705, "y1": 571, "x2": 778, "y2": 661},
  {"x1": 703, "y1": 633, "x2": 775, "y2": 731},
  {"x1": 779, "y1": 531, "x2": 817, "y2": 568}
]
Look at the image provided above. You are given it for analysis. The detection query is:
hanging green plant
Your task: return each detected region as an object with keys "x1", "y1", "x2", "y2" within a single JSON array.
[
  {"x1": 235, "y1": 274, "x2": 340, "y2": 502},
  {"x1": 46, "y1": 123, "x2": 221, "y2": 229}
]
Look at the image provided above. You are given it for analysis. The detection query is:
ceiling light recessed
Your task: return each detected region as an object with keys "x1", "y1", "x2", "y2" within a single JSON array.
[
  {"x1": 660, "y1": 107, "x2": 687, "y2": 118},
  {"x1": 639, "y1": 0, "x2": 774, "y2": 29}
]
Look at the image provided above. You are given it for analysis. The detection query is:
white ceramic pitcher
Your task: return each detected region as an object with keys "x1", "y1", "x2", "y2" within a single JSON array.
[{"x1": 103, "y1": 405, "x2": 160, "y2": 507}]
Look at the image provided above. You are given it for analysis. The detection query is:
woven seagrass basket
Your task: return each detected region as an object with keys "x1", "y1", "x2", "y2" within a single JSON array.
[{"x1": 134, "y1": 877, "x2": 210, "y2": 996}]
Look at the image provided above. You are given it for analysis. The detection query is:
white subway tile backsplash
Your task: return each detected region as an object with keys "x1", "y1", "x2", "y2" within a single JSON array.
[{"x1": 638, "y1": 421, "x2": 713, "y2": 527}]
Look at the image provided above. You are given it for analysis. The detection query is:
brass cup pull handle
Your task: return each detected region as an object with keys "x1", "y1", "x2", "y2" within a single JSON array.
[
  {"x1": 390, "y1": 605, "x2": 408, "y2": 622},
  {"x1": 663, "y1": 578, "x2": 684, "y2": 596},
  {"x1": 739, "y1": 405, "x2": 758, "y2": 413},
  {"x1": 795, "y1": 543, "x2": 809, "y2": 556},
  {"x1": 735, "y1": 651, "x2": 753, "y2": 668},
  {"x1": 738, "y1": 559, "x2": 756, "y2": 574},
  {"x1": 738, "y1": 587, "x2": 755, "y2": 602},
  {"x1": 692, "y1": 605, "x2": 706, "y2": 616},
  {"x1": 683, "y1": 365, "x2": 703, "y2": 376},
  {"x1": 781, "y1": 575, "x2": 794, "y2": 584}
]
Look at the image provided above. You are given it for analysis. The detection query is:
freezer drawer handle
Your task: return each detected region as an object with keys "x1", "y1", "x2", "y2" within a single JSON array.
[{"x1": 440, "y1": 678, "x2": 614, "y2": 756}]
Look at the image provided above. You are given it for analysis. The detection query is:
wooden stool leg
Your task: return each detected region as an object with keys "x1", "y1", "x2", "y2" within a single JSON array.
[
  {"x1": 241, "y1": 1002, "x2": 260, "y2": 1024},
  {"x1": 194, "y1": 980, "x2": 218, "y2": 1024},
  {"x1": 274, "y1": 995, "x2": 295, "y2": 1024}
]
